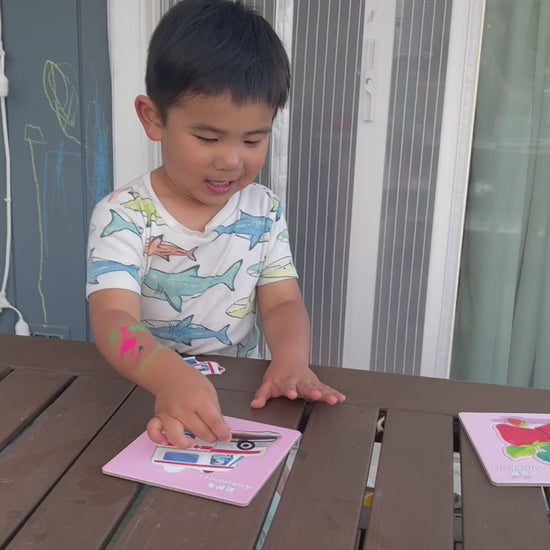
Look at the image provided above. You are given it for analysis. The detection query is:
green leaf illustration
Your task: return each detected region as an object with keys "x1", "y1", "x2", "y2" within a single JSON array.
[
  {"x1": 536, "y1": 446, "x2": 550, "y2": 463},
  {"x1": 506, "y1": 444, "x2": 538, "y2": 459}
]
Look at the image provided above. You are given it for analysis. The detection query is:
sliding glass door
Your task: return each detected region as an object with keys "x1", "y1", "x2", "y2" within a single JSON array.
[{"x1": 451, "y1": 0, "x2": 550, "y2": 388}]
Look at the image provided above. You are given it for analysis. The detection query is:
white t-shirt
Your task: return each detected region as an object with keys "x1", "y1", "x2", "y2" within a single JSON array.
[{"x1": 86, "y1": 173, "x2": 297, "y2": 358}]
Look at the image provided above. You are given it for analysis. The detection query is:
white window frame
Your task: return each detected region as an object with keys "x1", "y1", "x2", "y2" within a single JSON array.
[
  {"x1": 420, "y1": 0, "x2": 486, "y2": 378},
  {"x1": 108, "y1": 0, "x2": 161, "y2": 189},
  {"x1": 345, "y1": 0, "x2": 485, "y2": 376}
]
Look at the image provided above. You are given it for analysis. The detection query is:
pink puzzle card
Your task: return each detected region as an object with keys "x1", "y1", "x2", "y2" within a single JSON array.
[
  {"x1": 102, "y1": 415, "x2": 301, "y2": 506},
  {"x1": 459, "y1": 412, "x2": 550, "y2": 486}
]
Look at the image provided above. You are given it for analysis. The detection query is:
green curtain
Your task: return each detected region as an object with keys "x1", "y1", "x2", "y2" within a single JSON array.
[{"x1": 451, "y1": 0, "x2": 550, "y2": 388}]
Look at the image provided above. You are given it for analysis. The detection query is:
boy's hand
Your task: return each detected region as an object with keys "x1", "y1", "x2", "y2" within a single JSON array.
[
  {"x1": 147, "y1": 364, "x2": 231, "y2": 448},
  {"x1": 250, "y1": 360, "x2": 346, "y2": 409}
]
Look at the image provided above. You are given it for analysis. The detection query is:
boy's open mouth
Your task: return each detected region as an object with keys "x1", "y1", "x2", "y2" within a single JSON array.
[{"x1": 205, "y1": 179, "x2": 236, "y2": 193}]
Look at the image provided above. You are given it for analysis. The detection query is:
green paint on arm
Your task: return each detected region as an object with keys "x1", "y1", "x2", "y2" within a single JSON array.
[
  {"x1": 128, "y1": 324, "x2": 146, "y2": 334},
  {"x1": 109, "y1": 330, "x2": 120, "y2": 345}
]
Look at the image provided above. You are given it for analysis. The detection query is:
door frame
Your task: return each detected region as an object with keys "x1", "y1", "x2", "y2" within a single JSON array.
[
  {"x1": 344, "y1": 0, "x2": 485, "y2": 376},
  {"x1": 420, "y1": 0, "x2": 485, "y2": 378}
]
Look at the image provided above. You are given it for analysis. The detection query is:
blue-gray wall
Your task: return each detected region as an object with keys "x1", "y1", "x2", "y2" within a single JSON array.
[{"x1": 0, "y1": 0, "x2": 112, "y2": 340}]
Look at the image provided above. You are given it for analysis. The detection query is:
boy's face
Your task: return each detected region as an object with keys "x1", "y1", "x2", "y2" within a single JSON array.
[{"x1": 138, "y1": 94, "x2": 274, "y2": 213}]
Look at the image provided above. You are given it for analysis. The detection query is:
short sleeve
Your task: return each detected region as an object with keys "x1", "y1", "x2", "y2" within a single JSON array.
[
  {"x1": 257, "y1": 196, "x2": 298, "y2": 286},
  {"x1": 86, "y1": 197, "x2": 147, "y2": 298}
]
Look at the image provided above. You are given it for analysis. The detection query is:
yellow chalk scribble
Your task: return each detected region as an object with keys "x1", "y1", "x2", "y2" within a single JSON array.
[
  {"x1": 24, "y1": 124, "x2": 48, "y2": 323},
  {"x1": 43, "y1": 60, "x2": 81, "y2": 146}
]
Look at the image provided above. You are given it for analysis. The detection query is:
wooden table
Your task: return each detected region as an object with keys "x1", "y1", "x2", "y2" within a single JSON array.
[{"x1": 1, "y1": 334, "x2": 550, "y2": 549}]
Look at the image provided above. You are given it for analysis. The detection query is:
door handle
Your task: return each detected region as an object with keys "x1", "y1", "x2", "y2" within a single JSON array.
[{"x1": 362, "y1": 39, "x2": 377, "y2": 122}]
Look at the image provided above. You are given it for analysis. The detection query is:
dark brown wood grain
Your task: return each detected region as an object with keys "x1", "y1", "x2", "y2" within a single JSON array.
[
  {"x1": 460, "y1": 428, "x2": 550, "y2": 549},
  {"x1": 0, "y1": 368, "x2": 72, "y2": 449},
  {"x1": 6, "y1": 388, "x2": 154, "y2": 550},
  {"x1": 263, "y1": 402, "x2": 378, "y2": 550},
  {"x1": 365, "y1": 410, "x2": 454, "y2": 550},
  {"x1": 0, "y1": 334, "x2": 115, "y2": 376},
  {"x1": 3, "y1": 335, "x2": 550, "y2": 550},
  {"x1": 309, "y1": 363, "x2": 550, "y2": 416},
  {"x1": 0, "y1": 375, "x2": 133, "y2": 546}
]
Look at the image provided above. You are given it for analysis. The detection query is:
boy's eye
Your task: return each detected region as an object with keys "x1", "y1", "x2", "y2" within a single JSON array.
[
  {"x1": 196, "y1": 136, "x2": 217, "y2": 144},
  {"x1": 244, "y1": 140, "x2": 262, "y2": 147}
]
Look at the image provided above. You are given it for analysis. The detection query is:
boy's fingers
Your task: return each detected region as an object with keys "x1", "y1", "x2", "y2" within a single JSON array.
[
  {"x1": 161, "y1": 417, "x2": 195, "y2": 449},
  {"x1": 250, "y1": 396, "x2": 267, "y2": 409},
  {"x1": 251, "y1": 381, "x2": 274, "y2": 408},
  {"x1": 296, "y1": 381, "x2": 345, "y2": 405},
  {"x1": 316, "y1": 387, "x2": 346, "y2": 405},
  {"x1": 278, "y1": 379, "x2": 299, "y2": 400},
  {"x1": 295, "y1": 379, "x2": 322, "y2": 400},
  {"x1": 251, "y1": 376, "x2": 346, "y2": 408},
  {"x1": 183, "y1": 417, "x2": 219, "y2": 443},
  {"x1": 146, "y1": 416, "x2": 165, "y2": 444},
  {"x1": 198, "y1": 409, "x2": 232, "y2": 442},
  {"x1": 302, "y1": 387, "x2": 323, "y2": 401},
  {"x1": 284, "y1": 388, "x2": 298, "y2": 400},
  {"x1": 320, "y1": 385, "x2": 346, "y2": 403},
  {"x1": 333, "y1": 390, "x2": 346, "y2": 402}
]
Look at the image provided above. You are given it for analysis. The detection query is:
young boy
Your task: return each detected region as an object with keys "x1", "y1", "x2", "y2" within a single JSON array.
[{"x1": 86, "y1": 0, "x2": 345, "y2": 449}]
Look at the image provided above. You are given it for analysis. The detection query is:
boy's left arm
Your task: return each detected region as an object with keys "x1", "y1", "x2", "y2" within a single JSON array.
[{"x1": 251, "y1": 279, "x2": 346, "y2": 408}]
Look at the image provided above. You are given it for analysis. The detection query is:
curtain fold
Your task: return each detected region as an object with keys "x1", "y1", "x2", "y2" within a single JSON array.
[{"x1": 451, "y1": 0, "x2": 550, "y2": 388}]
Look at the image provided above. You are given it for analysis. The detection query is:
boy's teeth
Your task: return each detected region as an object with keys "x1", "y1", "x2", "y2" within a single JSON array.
[{"x1": 209, "y1": 180, "x2": 230, "y2": 187}]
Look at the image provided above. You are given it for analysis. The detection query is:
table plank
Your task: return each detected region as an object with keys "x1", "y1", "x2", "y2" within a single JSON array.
[
  {"x1": 460, "y1": 428, "x2": 550, "y2": 548},
  {"x1": 365, "y1": 409, "x2": 454, "y2": 550},
  {"x1": 6, "y1": 388, "x2": 154, "y2": 550},
  {"x1": 0, "y1": 375, "x2": 133, "y2": 547},
  {"x1": 111, "y1": 391, "x2": 306, "y2": 550},
  {"x1": 0, "y1": 368, "x2": 72, "y2": 450},
  {"x1": 0, "y1": 334, "x2": 115, "y2": 376},
  {"x1": 263, "y1": 403, "x2": 378, "y2": 550},
  {"x1": 7, "y1": 335, "x2": 550, "y2": 418},
  {"x1": 314, "y1": 364, "x2": 550, "y2": 415},
  {"x1": 208, "y1": 351, "x2": 550, "y2": 416}
]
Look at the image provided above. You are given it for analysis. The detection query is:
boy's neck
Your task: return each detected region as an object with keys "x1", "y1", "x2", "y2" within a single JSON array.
[{"x1": 150, "y1": 168, "x2": 233, "y2": 232}]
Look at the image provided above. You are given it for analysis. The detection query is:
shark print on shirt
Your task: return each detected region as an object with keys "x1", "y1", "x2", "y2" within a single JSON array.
[
  {"x1": 101, "y1": 209, "x2": 143, "y2": 238},
  {"x1": 260, "y1": 256, "x2": 298, "y2": 279},
  {"x1": 226, "y1": 288, "x2": 256, "y2": 318},
  {"x1": 145, "y1": 235, "x2": 198, "y2": 262},
  {"x1": 213, "y1": 212, "x2": 273, "y2": 249},
  {"x1": 122, "y1": 191, "x2": 167, "y2": 227},
  {"x1": 237, "y1": 325, "x2": 261, "y2": 358},
  {"x1": 142, "y1": 260, "x2": 243, "y2": 312},
  {"x1": 147, "y1": 316, "x2": 232, "y2": 347},
  {"x1": 87, "y1": 252, "x2": 140, "y2": 285}
]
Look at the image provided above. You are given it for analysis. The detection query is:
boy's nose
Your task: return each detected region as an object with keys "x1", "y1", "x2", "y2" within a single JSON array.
[{"x1": 214, "y1": 147, "x2": 242, "y2": 171}]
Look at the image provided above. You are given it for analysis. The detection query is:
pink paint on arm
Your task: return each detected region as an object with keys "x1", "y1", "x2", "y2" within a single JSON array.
[{"x1": 119, "y1": 325, "x2": 145, "y2": 361}]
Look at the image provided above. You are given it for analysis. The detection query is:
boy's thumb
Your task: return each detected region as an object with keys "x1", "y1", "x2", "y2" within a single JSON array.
[
  {"x1": 250, "y1": 383, "x2": 270, "y2": 408},
  {"x1": 250, "y1": 396, "x2": 266, "y2": 409}
]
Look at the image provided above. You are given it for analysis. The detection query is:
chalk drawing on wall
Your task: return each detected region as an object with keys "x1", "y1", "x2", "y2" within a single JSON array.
[
  {"x1": 25, "y1": 59, "x2": 110, "y2": 324},
  {"x1": 86, "y1": 66, "x2": 111, "y2": 206},
  {"x1": 43, "y1": 60, "x2": 81, "y2": 147},
  {"x1": 24, "y1": 123, "x2": 48, "y2": 323}
]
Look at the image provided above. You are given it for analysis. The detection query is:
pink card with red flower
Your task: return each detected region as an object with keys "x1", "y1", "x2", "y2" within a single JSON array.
[{"x1": 459, "y1": 412, "x2": 550, "y2": 486}]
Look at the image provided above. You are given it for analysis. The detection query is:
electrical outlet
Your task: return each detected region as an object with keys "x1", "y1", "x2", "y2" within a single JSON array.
[{"x1": 30, "y1": 324, "x2": 71, "y2": 339}]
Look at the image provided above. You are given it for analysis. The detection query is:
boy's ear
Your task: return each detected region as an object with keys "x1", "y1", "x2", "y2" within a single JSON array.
[{"x1": 135, "y1": 95, "x2": 163, "y2": 141}]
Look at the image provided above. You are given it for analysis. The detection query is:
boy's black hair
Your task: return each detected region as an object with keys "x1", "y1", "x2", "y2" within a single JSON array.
[{"x1": 146, "y1": 0, "x2": 290, "y2": 121}]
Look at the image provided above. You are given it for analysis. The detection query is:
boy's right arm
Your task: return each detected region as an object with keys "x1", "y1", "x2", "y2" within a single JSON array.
[{"x1": 89, "y1": 288, "x2": 231, "y2": 448}]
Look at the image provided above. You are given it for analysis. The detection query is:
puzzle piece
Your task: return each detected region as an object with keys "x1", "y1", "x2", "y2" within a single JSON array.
[{"x1": 183, "y1": 356, "x2": 225, "y2": 375}]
